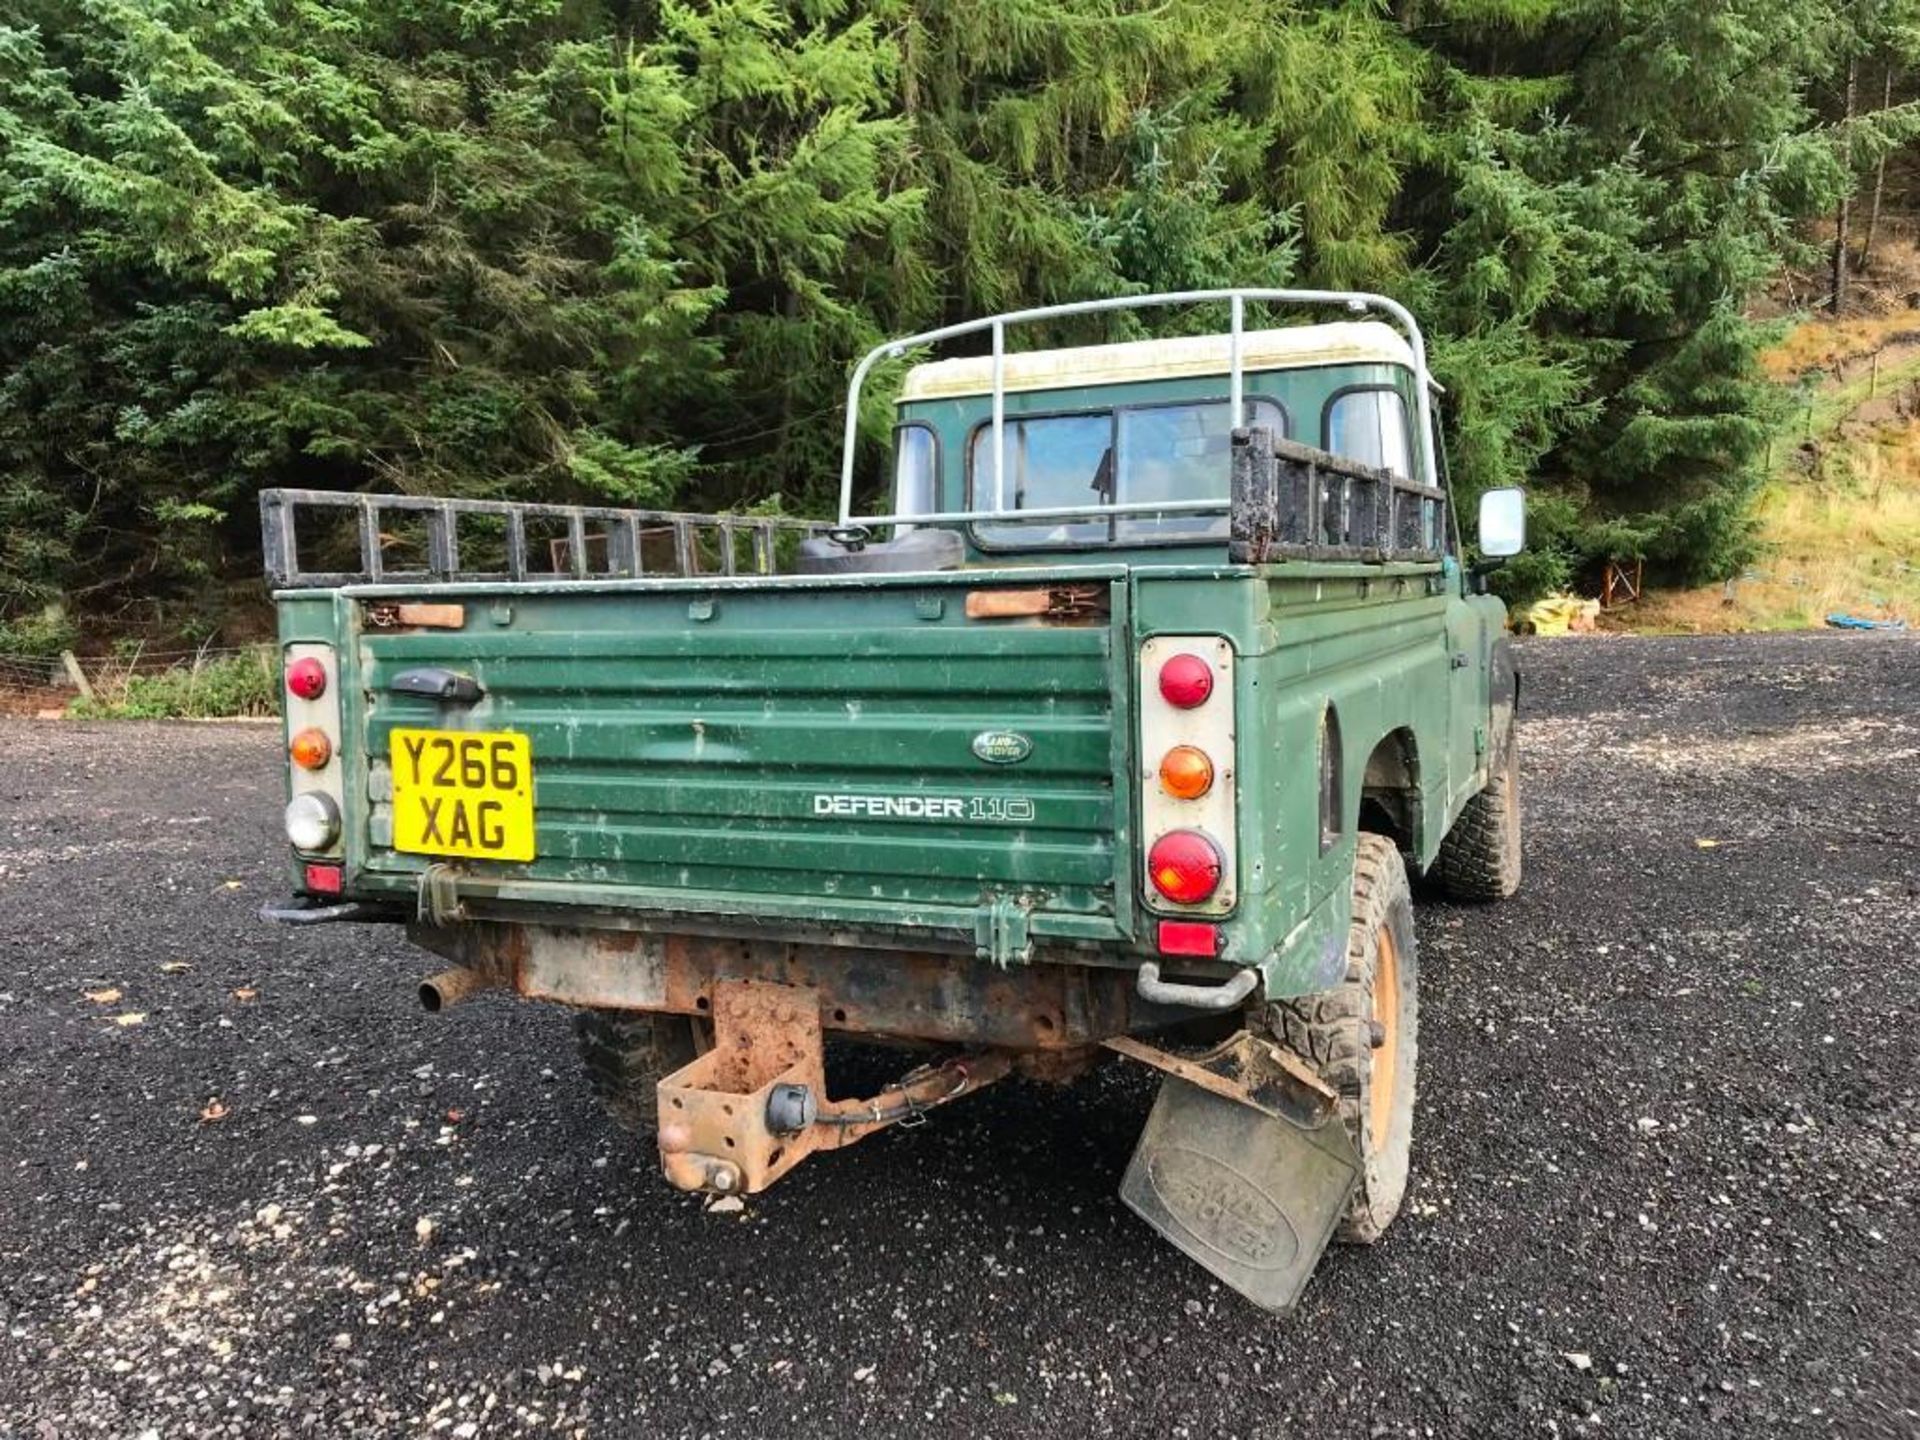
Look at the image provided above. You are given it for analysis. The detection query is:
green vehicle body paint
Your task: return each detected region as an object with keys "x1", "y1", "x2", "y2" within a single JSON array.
[{"x1": 264, "y1": 291, "x2": 1525, "y2": 1312}]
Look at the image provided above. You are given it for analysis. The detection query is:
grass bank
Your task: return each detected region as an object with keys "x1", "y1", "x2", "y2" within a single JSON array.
[
  {"x1": 1628, "y1": 313, "x2": 1920, "y2": 634},
  {"x1": 68, "y1": 648, "x2": 279, "y2": 719}
]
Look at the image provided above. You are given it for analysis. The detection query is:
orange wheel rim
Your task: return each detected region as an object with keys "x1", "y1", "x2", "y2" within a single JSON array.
[{"x1": 1369, "y1": 924, "x2": 1400, "y2": 1144}]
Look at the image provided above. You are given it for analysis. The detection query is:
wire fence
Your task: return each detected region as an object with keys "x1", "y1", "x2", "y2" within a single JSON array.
[
  {"x1": 0, "y1": 652, "x2": 63, "y2": 692},
  {"x1": 0, "y1": 643, "x2": 279, "y2": 716}
]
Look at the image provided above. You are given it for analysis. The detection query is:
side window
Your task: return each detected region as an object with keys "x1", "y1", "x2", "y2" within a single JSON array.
[
  {"x1": 892, "y1": 424, "x2": 937, "y2": 527},
  {"x1": 1324, "y1": 388, "x2": 1412, "y2": 479},
  {"x1": 1318, "y1": 706, "x2": 1344, "y2": 853}
]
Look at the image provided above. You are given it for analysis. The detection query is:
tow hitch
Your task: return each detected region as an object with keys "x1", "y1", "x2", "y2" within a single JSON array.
[
  {"x1": 656, "y1": 979, "x2": 1010, "y2": 1195},
  {"x1": 1108, "y1": 1031, "x2": 1361, "y2": 1314},
  {"x1": 654, "y1": 981, "x2": 1357, "y2": 1312}
]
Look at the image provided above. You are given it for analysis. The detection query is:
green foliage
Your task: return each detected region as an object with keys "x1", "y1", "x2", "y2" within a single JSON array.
[
  {"x1": 1488, "y1": 488, "x2": 1584, "y2": 603},
  {"x1": 69, "y1": 649, "x2": 278, "y2": 718},
  {"x1": 0, "y1": 603, "x2": 75, "y2": 657},
  {"x1": 0, "y1": 0, "x2": 1895, "y2": 625}
]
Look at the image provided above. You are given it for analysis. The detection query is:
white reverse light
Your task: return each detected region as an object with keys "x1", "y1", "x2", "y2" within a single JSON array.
[{"x1": 285, "y1": 792, "x2": 342, "y2": 853}]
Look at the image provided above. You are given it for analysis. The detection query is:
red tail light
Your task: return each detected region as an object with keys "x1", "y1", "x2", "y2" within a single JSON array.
[
  {"x1": 1158, "y1": 653, "x2": 1213, "y2": 708},
  {"x1": 1147, "y1": 830, "x2": 1223, "y2": 904},
  {"x1": 286, "y1": 656, "x2": 327, "y2": 701}
]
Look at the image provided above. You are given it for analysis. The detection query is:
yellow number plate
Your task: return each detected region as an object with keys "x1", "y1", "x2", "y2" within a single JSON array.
[{"x1": 390, "y1": 728, "x2": 535, "y2": 862}]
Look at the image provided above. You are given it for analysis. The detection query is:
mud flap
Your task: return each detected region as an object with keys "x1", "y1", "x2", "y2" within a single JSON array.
[{"x1": 1110, "y1": 1033, "x2": 1360, "y2": 1314}]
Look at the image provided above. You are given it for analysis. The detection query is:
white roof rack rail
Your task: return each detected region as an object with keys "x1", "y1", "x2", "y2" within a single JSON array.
[{"x1": 837, "y1": 288, "x2": 1438, "y2": 532}]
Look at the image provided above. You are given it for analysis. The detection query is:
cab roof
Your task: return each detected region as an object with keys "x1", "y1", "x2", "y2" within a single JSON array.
[{"x1": 897, "y1": 320, "x2": 1416, "y2": 402}]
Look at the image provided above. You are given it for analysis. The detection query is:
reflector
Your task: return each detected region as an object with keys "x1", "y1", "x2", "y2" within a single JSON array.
[
  {"x1": 1156, "y1": 919, "x2": 1220, "y2": 956},
  {"x1": 304, "y1": 862, "x2": 343, "y2": 895}
]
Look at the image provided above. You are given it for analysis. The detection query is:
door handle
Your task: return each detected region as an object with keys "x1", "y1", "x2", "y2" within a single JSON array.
[{"x1": 389, "y1": 667, "x2": 484, "y2": 703}]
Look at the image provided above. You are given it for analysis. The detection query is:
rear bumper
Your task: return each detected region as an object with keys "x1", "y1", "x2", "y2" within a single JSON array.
[
  {"x1": 409, "y1": 919, "x2": 1247, "y2": 1050},
  {"x1": 260, "y1": 897, "x2": 401, "y2": 926},
  {"x1": 344, "y1": 869, "x2": 1130, "y2": 951}
]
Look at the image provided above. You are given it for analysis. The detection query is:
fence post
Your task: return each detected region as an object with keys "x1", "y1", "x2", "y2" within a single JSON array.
[{"x1": 59, "y1": 651, "x2": 94, "y2": 701}]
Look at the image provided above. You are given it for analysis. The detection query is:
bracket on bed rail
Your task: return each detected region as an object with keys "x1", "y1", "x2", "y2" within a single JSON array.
[
  {"x1": 260, "y1": 488, "x2": 832, "y2": 589},
  {"x1": 1229, "y1": 427, "x2": 1448, "y2": 566}
]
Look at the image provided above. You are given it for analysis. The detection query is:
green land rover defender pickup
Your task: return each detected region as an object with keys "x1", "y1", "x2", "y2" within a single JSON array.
[{"x1": 263, "y1": 289, "x2": 1527, "y2": 1312}]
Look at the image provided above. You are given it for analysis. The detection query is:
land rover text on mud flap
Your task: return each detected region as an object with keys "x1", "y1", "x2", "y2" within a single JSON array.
[{"x1": 262, "y1": 289, "x2": 1527, "y2": 1313}]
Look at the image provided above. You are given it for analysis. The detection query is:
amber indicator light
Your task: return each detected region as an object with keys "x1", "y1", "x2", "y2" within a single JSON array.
[
  {"x1": 1158, "y1": 744, "x2": 1214, "y2": 799},
  {"x1": 289, "y1": 728, "x2": 333, "y2": 771}
]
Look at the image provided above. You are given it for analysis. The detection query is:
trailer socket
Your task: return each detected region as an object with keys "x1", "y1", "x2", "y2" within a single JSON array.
[{"x1": 765, "y1": 1082, "x2": 818, "y2": 1137}]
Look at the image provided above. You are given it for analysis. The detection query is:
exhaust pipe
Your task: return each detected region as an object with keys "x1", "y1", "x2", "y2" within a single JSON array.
[{"x1": 419, "y1": 966, "x2": 493, "y2": 1012}]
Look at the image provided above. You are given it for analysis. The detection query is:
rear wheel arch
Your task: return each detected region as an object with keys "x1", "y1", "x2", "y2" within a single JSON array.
[
  {"x1": 1489, "y1": 632, "x2": 1521, "y2": 751},
  {"x1": 1354, "y1": 726, "x2": 1423, "y2": 856}
]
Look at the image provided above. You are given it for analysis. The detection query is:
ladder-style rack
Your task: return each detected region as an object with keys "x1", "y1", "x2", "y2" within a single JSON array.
[{"x1": 261, "y1": 489, "x2": 830, "y2": 588}]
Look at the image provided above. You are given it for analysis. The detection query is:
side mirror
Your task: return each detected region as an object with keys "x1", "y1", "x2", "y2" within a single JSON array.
[{"x1": 1477, "y1": 486, "x2": 1526, "y2": 558}]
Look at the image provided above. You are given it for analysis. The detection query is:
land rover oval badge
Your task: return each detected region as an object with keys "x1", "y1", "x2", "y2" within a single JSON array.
[{"x1": 971, "y1": 730, "x2": 1033, "y2": 765}]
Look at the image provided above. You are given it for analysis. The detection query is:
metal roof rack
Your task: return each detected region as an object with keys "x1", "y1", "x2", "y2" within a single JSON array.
[
  {"x1": 838, "y1": 287, "x2": 1438, "y2": 531},
  {"x1": 261, "y1": 488, "x2": 830, "y2": 589}
]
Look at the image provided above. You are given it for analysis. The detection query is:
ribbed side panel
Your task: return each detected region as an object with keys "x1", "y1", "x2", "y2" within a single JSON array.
[{"x1": 355, "y1": 602, "x2": 1122, "y2": 917}]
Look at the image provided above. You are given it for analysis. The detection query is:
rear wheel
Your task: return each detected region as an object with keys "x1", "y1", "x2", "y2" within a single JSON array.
[
  {"x1": 1269, "y1": 833, "x2": 1419, "y2": 1244},
  {"x1": 1435, "y1": 723, "x2": 1522, "y2": 900},
  {"x1": 573, "y1": 1010, "x2": 701, "y2": 1135}
]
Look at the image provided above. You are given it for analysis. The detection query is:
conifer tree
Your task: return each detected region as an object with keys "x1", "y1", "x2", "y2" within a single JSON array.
[{"x1": 0, "y1": 0, "x2": 1907, "y2": 635}]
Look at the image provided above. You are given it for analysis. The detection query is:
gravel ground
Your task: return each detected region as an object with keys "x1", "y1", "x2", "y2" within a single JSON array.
[{"x1": 2, "y1": 633, "x2": 1917, "y2": 1440}]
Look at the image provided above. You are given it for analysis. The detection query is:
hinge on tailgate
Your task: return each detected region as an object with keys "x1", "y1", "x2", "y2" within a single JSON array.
[
  {"x1": 973, "y1": 893, "x2": 1033, "y2": 969},
  {"x1": 963, "y1": 585, "x2": 1109, "y2": 622}
]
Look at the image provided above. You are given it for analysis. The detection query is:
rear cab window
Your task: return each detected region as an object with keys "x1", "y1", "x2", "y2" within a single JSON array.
[
  {"x1": 968, "y1": 397, "x2": 1287, "y2": 547},
  {"x1": 945, "y1": 366, "x2": 1421, "y2": 552}
]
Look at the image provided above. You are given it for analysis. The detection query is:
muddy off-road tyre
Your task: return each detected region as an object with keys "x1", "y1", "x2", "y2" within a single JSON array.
[
  {"x1": 574, "y1": 1010, "x2": 700, "y2": 1135},
  {"x1": 1270, "y1": 833, "x2": 1419, "y2": 1244},
  {"x1": 1435, "y1": 723, "x2": 1522, "y2": 900}
]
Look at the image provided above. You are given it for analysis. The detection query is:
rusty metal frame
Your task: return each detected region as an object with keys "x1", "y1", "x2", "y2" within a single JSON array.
[
  {"x1": 1228, "y1": 430, "x2": 1448, "y2": 566},
  {"x1": 1106, "y1": 1031, "x2": 1339, "y2": 1130},
  {"x1": 408, "y1": 921, "x2": 1225, "y2": 1051},
  {"x1": 656, "y1": 979, "x2": 1013, "y2": 1194}
]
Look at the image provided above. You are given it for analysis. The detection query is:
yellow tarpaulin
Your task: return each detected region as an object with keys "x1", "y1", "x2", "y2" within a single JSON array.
[{"x1": 1519, "y1": 595, "x2": 1600, "y2": 635}]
